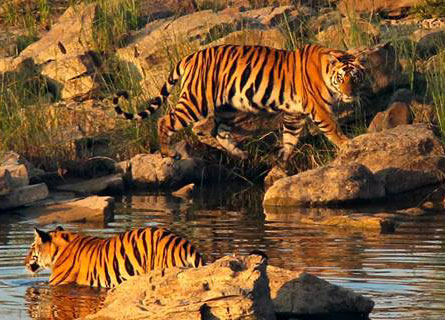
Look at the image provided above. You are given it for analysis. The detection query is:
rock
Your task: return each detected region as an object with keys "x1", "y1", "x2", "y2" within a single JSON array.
[
  {"x1": 264, "y1": 166, "x2": 288, "y2": 191},
  {"x1": 0, "y1": 164, "x2": 28, "y2": 189},
  {"x1": 368, "y1": 101, "x2": 412, "y2": 132},
  {"x1": 268, "y1": 267, "x2": 375, "y2": 316},
  {"x1": 20, "y1": 195, "x2": 115, "y2": 224},
  {"x1": 0, "y1": 183, "x2": 49, "y2": 210},
  {"x1": 334, "y1": 124, "x2": 445, "y2": 194},
  {"x1": 17, "y1": 3, "x2": 97, "y2": 65},
  {"x1": 351, "y1": 43, "x2": 406, "y2": 95},
  {"x1": 413, "y1": 28, "x2": 445, "y2": 59},
  {"x1": 0, "y1": 169, "x2": 12, "y2": 196},
  {"x1": 210, "y1": 28, "x2": 288, "y2": 49},
  {"x1": 264, "y1": 206, "x2": 397, "y2": 233},
  {"x1": 0, "y1": 151, "x2": 31, "y2": 188},
  {"x1": 263, "y1": 163, "x2": 385, "y2": 207},
  {"x1": 172, "y1": 183, "x2": 195, "y2": 199},
  {"x1": 129, "y1": 153, "x2": 208, "y2": 189},
  {"x1": 85, "y1": 255, "x2": 375, "y2": 320},
  {"x1": 55, "y1": 173, "x2": 124, "y2": 195},
  {"x1": 40, "y1": 54, "x2": 97, "y2": 99},
  {"x1": 316, "y1": 17, "x2": 380, "y2": 48},
  {"x1": 84, "y1": 255, "x2": 276, "y2": 320},
  {"x1": 338, "y1": 0, "x2": 421, "y2": 18}
]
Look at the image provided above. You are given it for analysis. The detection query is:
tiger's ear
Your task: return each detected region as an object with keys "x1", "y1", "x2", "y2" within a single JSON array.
[
  {"x1": 34, "y1": 228, "x2": 51, "y2": 243},
  {"x1": 55, "y1": 226, "x2": 64, "y2": 232}
]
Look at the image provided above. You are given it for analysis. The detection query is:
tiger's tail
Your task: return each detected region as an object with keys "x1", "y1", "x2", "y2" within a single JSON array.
[{"x1": 113, "y1": 61, "x2": 183, "y2": 120}]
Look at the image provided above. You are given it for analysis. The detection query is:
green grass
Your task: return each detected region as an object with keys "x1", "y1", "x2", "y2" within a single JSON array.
[{"x1": 412, "y1": 0, "x2": 445, "y2": 19}]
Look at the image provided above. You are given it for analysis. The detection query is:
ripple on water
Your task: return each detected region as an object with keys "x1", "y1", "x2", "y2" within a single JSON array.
[{"x1": 0, "y1": 192, "x2": 444, "y2": 319}]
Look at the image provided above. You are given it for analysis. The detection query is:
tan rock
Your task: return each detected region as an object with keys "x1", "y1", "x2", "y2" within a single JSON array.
[
  {"x1": 368, "y1": 101, "x2": 412, "y2": 132},
  {"x1": 21, "y1": 195, "x2": 115, "y2": 224},
  {"x1": 263, "y1": 163, "x2": 385, "y2": 207},
  {"x1": 338, "y1": 0, "x2": 422, "y2": 18},
  {"x1": 17, "y1": 3, "x2": 97, "y2": 65},
  {"x1": 210, "y1": 29, "x2": 288, "y2": 49},
  {"x1": 264, "y1": 166, "x2": 288, "y2": 191},
  {"x1": 0, "y1": 183, "x2": 49, "y2": 210},
  {"x1": 265, "y1": 206, "x2": 397, "y2": 233},
  {"x1": 129, "y1": 153, "x2": 207, "y2": 188},
  {"x1": 172, "y1": 183, "x2": 195, "y2": 199},
  {"x1": 84, "y1": 255, "x2": 375, "y2": 320},
  {"x1": 84, "y1": 255, "x2": 276, "y2": 320},
  {"x1": 334, "y1": 124, "x2": 445, "y2": 194}
]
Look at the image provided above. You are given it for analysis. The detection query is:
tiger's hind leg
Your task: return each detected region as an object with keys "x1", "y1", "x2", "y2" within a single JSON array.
[
  {"x1": 278, "y1": 113, "x2": 307, "y2": 164},
  {"x1": 157, "y1": 98, "x2": 200, "y2": 158}
]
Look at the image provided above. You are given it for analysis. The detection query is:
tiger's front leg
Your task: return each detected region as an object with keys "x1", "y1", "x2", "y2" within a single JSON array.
[
  {"x1": 278, "y1": 113, "x2": 307, "y2": 163},
  {"x1": 310, "y1": 106, "x2": 349, "y2": 148}
]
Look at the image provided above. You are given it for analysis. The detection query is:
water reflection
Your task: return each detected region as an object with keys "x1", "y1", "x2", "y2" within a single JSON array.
[
  {"x1": 25, "y1": 284, "x2": 106, "y2": 320},
  {"x1": 0, "y1": 190, "x2": 444, "y2": 319}
]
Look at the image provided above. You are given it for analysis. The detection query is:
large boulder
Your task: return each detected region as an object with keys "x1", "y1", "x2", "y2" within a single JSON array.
[
  {"x1": 85, "y1": 255, "x2": 276, "y2": 320},
  {"x1": 263, "y1": 163, "x2": 385, "y2": 207},
  {"x1": 268, "y1": 267, "x2": 374, "y2": 316},
  {"x1": 84, "y1": 255, "x2": 375, "y2": 320},
  {"x1": 334, "y1": 124, "x2": 445, "y2": 194}
]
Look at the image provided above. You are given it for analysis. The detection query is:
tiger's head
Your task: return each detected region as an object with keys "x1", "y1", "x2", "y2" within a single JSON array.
[
  {"x1": 25, "y1": 226, "x2": 75, "y2": 274},
  {"x1": 323, "y1": 52, "x2": 365, "y2": 104}
]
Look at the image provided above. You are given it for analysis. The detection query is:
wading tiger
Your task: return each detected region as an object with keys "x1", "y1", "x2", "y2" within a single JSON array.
[
  {"x1": 25, "y1": 226, "x2": 204, "y2": 288},
  {"x1": 114, "y1": 44, "x2": 365, "y2": 161}
]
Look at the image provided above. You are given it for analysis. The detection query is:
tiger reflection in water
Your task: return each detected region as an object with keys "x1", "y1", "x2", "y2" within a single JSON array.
[{"x1": 25, "y1": 284, "x2": 106, "y2": 320}]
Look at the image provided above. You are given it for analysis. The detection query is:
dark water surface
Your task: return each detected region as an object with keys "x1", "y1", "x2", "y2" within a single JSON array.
[{"x1": 0, "y1": 188, "x2": 444, "y2": 320}]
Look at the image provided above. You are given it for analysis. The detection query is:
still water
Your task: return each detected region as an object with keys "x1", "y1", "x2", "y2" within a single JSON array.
[{"x1": 0, "y1": 188, "x2": 444, "y2": 320}]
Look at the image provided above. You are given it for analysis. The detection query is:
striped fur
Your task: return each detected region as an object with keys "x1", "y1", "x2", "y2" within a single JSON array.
[
  {"x1": 114, "y1": 44, "x2": 364, "y2": 161},
  {"x1": 25, "y1": 226, "x2": 204, "y2": 288}
]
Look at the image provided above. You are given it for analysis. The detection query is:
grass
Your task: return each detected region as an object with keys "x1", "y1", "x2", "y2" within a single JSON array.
[
  {"x1": 412, "y1": 0, "x2": 445, "y2": 19},
  {"x1": 2, "y1": 0, "x2": 445, "y2": 178}
]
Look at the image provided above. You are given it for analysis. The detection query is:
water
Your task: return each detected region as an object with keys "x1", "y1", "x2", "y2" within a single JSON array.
[{"x1": 0, "y1": 188, "x2": 445, "y2": 320}]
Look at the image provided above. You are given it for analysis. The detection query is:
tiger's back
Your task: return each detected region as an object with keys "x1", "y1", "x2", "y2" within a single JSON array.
[{"x1": 25, "y1": 227, "x2": 204, "y2": 288}]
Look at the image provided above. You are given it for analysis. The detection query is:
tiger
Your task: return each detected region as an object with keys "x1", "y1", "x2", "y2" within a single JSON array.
[
  {"x1": 25, "y1": 226, "x2": 204, "y2": 288},
  {"x1": 114, "y1": 44, "x2": 365, "y2": 162}
]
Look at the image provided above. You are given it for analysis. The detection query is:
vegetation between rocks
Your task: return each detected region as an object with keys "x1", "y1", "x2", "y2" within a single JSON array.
[{"x1": 1, "y1": 0, "x2": 445, "y2": 179}]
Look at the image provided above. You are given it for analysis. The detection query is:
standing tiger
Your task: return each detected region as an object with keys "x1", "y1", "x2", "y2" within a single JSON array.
[
  {"x1": 114, "y1": 44, "x2": 365, "y2": 161},
  {"x1": 25, "y1": 226, "x2": 204, "y2": 288}
]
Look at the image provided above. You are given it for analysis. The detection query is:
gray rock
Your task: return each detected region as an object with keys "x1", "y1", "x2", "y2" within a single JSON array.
[
  {"x1": 55, "y1": 173, "x2": 124, "y2": 194},
  {"x1": 0, "y1": 183, "x2": 49, "y2": 210},
  {"x1": 20, "y1": 195, "x2": 115, "y2": 224},
  {"x1": 0, "y1": 169, "x2": 12, "y2": 196},
  {"x1": 263, "y1": 163, "x2": 385, "y2": 207},
  {"x1": 85, "y1": 255, "x2": 276, "y2": 320},
  {"x1": 268, "y1": 267, "x2": 375, "y2": 316},
  {"x1": 129, "y1": 153, "x2": 206, "y2": 189},
  {"x1": 334, "y1": 124, "x2": 445, "y2": 194}
]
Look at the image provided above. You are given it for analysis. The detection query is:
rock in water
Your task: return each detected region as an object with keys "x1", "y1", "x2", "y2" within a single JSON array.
[
  {"x1": 263, "y1": 163, "x2": 385, "y2": 207},
  {"x1": 84, "y1": 255, "x2": 276, "y2": 320}
]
